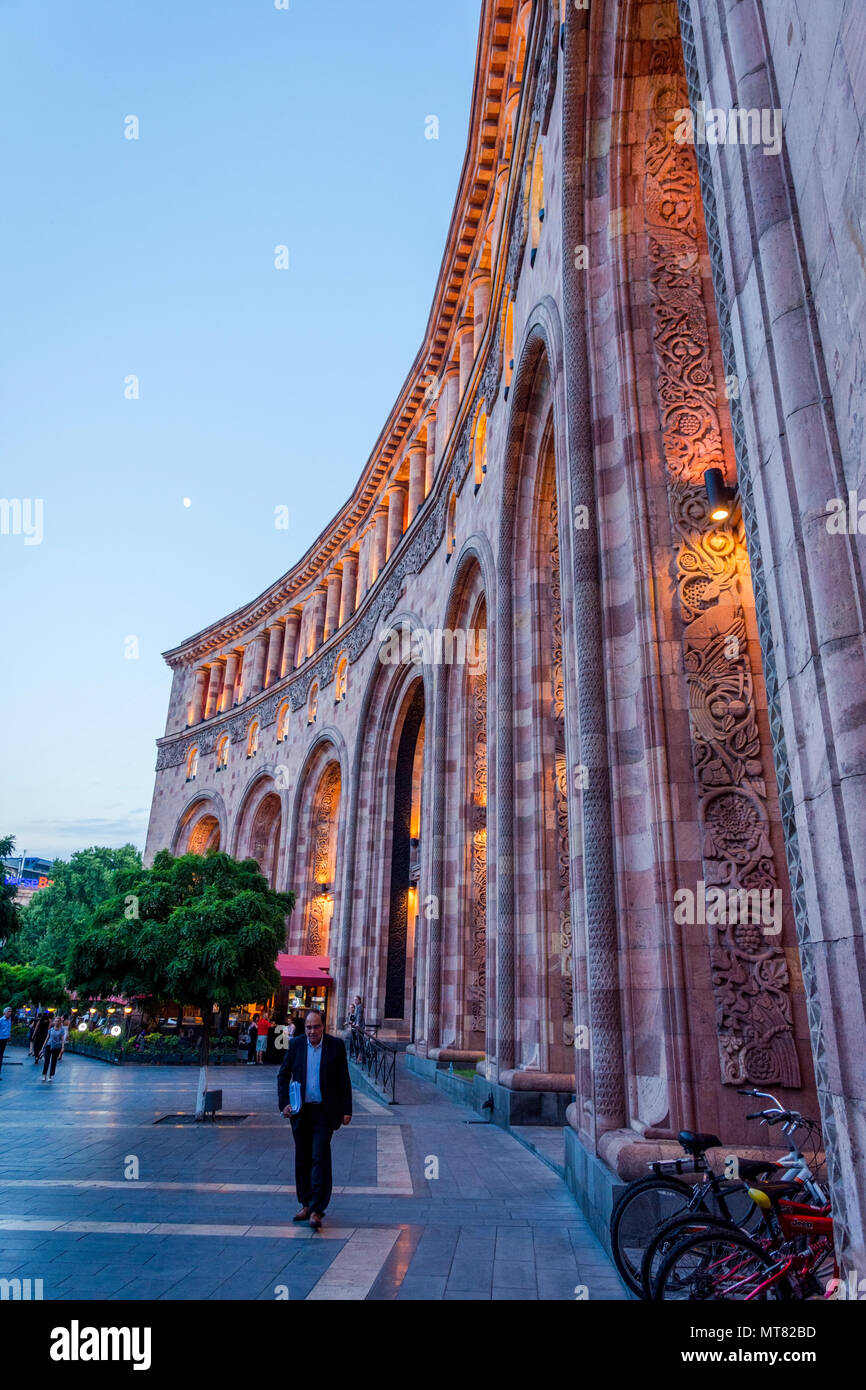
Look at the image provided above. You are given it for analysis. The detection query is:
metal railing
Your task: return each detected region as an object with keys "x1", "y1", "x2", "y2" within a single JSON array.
[{"x1": 347, "y1": 1026, "x2": 397, "y2": 1104}]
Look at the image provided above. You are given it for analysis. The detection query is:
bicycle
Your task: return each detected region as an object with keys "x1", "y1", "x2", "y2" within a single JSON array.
[
  {"x1": 610, "y1": 1121, "x2": 772, "y2": 1296},
  {"x1": 639, "y1": 1089, "x2": 828, "y2": 1299},
  {"x1": 651, "y1": 1099, "x2": 834, "y2": 1301}
]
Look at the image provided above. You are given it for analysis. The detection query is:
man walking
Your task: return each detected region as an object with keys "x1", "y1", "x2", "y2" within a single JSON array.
[
  {"x1": 0, "y1": 1006, "x2": 12, "y2": 1077},
  {"x1": 277, "y1": 1010, "x2": 352, "y2": 1230}
]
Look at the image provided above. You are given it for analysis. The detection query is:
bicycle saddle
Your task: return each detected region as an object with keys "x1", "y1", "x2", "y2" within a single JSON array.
[{"x1": 678, "y1": 1130, "x2": 722, "y2": 1155}]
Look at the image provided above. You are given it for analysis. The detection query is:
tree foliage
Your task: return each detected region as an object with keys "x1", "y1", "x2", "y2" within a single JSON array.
[
  {"x1": 68, "y1": 849, "x2": 293, "y2": 1017},
  {"x1": 0, "y1": 834, "x2": 22, "y2": 946},
  {"x1": 5, "y1": 844, "x2": 143, "y2": 969},
  {"x1": 0, "y1": 961, "x2": 68, "y2": 1009}
]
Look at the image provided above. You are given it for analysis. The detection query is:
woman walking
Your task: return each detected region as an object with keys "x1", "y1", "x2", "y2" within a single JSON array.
[
  {"x1": 31, "y1": 1012, "x2": 50, "y2": 1065},
  {"x1": 41, "y1": 1019, "x2": 65, "y2": 1082}
]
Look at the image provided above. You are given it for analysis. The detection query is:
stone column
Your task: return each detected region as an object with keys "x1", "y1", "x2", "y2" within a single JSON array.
[
  {"x1": 386, "y1": 483, "x2": 406, "y2": 560},
  {"x1": 249, "y1": 634, "x2": 268, "y2": 697},
  {"x1": 264, "y1": 624, "x2": 283, "y2": 688},
  {"x1": 311, "y1": 586, "x2": 327, "y2": 651},
  {"x1": 457, "y1": 320, "x2": 474, "y2": 399},
  {"x1": 204, "y1": 661, "x2": 223, "y2": 720},
  {"x1": 281, "y1": 610, "x2": 301, "y2": 677},
  {"x1": 424, "y1": 416, "x2": 437, "y2": 496},
  {"x1": 438, "y1": 368, "x2": 459, "y2": 456},
  {"x1": 471, "y1": 273, "x2": 491, "y2": 356},
  {"x1": 357, "y1": 532, "x2": 371, "y2": 602},
  {"x1": 188, "y1": 667, "x2": 208, "y2": 725},
  {"x1": 324, "y1": 570, "x2": 342, "y2": 642},
  {"x1": 221, "y1": 652, "x2": 239, "y2": 711},
  {"x1": 407, "y1": 443, "x2": 426, "y2": 521},
  {"x1": 372, "y1": 506, "x2": 389, "y2": 582},
  {"x1": 339, "y1": 553, "x2": 358, "y2": 625}
]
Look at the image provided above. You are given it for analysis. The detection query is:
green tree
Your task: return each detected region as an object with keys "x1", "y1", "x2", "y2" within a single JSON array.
[
  {"x1": 0, "y1": 962, "x2": 68, "y2": 1010},
  {"x1": 0, "y1": 834, "x2": 22, "y2": 949},
  {"x1": 68, "y1": 849, "x2": 294, "y2": 1118},
  {"x1": 6, "y1": 844, "x2": 142, "y2": 969}
]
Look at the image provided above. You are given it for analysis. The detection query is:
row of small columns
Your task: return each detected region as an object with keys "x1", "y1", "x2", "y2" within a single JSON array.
[{"x1": 186, "y1": 269, "x2": 492, "y2": 726}]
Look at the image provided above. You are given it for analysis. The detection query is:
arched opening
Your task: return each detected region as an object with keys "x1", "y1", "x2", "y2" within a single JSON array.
[
  {"x1": 302, "y1": 762, "x2": 342, "y2": 955},
  {"x1": 246, "y1": 721, "x2": 260, "y2": 758},
  {"x1": 249, "y1": 792, "x2": 282, "y2": 888},
  {"x1": 334, "y1": 655, "x2": 348, "y2": 704},
  {"x1": 473, "y1": 409, "x2": 488, "y2": 489},
  {"x1": 307, "y1": 682, "x2": 319, "y2": 725},
  {"x1": 503, "y1": 298, "x2": 515, "y2": 398},
  {"x1": 185, "y1": 746, "x2": 199, "y2": 782},
  {"x1": 446, "y1": 490, "x2": 457, "y2": 558},
  {"x1": 216, "y1": 735, "x2": 229, "y2": 771},
  {"x1": 187, "y1": 813, "x2": 220, "y2": 856},
  {"x1": 276, "y1": 701, "x2": 290, "y2": 742},
  {"x1": 383, "y1": 680, "x2": 426, "y2": 1024},
  {"x1": 529, "y1": 145, "x2": 544, "y2": 265}
]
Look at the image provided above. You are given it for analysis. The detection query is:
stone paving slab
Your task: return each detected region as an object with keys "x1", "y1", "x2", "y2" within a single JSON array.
[{"x1": 0, "y1": 1049, "x2": 627, "y2": 1301}]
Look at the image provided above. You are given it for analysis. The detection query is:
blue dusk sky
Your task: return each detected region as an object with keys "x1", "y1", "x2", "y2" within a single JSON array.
[{"x1": 1, "y1": 0, "x2": 483, "y2": 861}]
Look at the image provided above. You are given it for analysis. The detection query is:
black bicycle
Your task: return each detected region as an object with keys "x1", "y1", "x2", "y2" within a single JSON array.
[{"x1": 610, "y1": 1128, "x2": 772, "y2": 1296}]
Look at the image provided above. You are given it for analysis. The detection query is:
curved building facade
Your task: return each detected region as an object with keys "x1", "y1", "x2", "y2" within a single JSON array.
[{"x1": 145, "y1": 0, "x2": 866, "y2": 1265}]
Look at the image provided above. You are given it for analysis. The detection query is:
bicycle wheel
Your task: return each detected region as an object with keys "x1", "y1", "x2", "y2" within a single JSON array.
[
  {"x1": 652, "y1": 1227, "x2": 787, "y2": 1301},
  {"x1": 640, "y1": 1214, "x2": 736, "y2": 1301},
  {"x1": 610, "y1": 1175, "x2": 697, "y2": 1295}
]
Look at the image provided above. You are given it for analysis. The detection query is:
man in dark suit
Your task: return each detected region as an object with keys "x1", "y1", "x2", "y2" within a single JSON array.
[{"x1": 277, "y1": 1009, "x2": 352, "y2": 1229}]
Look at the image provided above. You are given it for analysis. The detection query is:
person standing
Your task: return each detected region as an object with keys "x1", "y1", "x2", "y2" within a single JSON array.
[
  {"x1": 255, "y1": 1012, "x2": 271, "y2": 1065},
  {"x1": 277, "y1": 1010, "x2": 352, "y2": 1230},
  {"x1": 31, "y1": 1012, "x2": 50, "y2": 1065},
  {"x1": 41, "y1": 1020, "x2": 65, "y2": 1082},
  {"x1": 0, "y1": 1006, "x2": 12, "y2": 1077},
  {"x1": 246, "y1": 1015, "x2": 259, "y2": 1065}
]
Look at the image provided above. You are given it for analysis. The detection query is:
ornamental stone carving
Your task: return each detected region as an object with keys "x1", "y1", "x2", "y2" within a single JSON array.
[{"x1": 645, "y1": 19, "x2": 798, "y2": 1088}]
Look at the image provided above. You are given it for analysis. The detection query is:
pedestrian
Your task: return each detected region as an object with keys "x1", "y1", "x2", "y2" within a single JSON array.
[
  {"x1": 246, "y1": 1014, "x2": 258, "y2": 1065},
  {"x1": 56, "y1": 1016, "x2": 70, "y2": 1064},
  {"x1": 41, "y1": 1019, "x2": 65, "y2": 1082},
  {"x1": 0, "y1": 1006, "x2": 12, "y2": 1077},
  {"x1": 27, "y1": 1016, "x2": 39, "y2": 1056},
  {"x1": 351, "y1": 996, "x2": 365, "y2": 1032},
  {"x1": 277, "y1": 1009, "x2": 352, "y2": 1231},
  {"x1": 255, "y1": 1012, "x2": 271, "y2": 1065},
  {"x1": 31, "y1": 1012, "x2": 50, "y2": 1064}
]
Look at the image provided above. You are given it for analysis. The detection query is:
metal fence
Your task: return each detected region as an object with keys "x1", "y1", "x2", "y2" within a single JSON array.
[{"x1": 347, "y1": 1027, "x2": 397, "y2": 1104}]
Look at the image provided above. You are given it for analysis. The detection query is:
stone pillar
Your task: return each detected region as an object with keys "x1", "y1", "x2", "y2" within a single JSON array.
[
  {"x1": 357, "y1": 532, "x2": 371, "y2": 602},
  {"x1": 438, "y1": 368, "x2": 459, "y2": 455},
  {"x1": 457, "y1": 321, "x2": 474, "y2": 399},
  {"x1": 471, "y1": 273, "x2": 491, "y2": 356},
  {"x1": 407, "y1": 444, "x2": 426, "y2": 521},
  {"x1": 386, "y1": 483, "x2": 406, "y2": 560},
  {"x1": 311, "y1": 586, "x2": 327, "y2": 652},
  {"x1": 204, "y1": 661, "x2": 223, "y2": 720},
  {"x1": 188, "y1": 667, "x2": 208, "y2": 725},
  {"x1": 281, "y1": 610, "x2": 301, "y2": 677},
  {"x1": 424, "y1": 416, "x2": 437, "y2": 497},
  {"x1": 324, "y1": 570, "x2": 342, "y2": 642},
  {"x1": 339, "y1": 553, "x2": 358, "y2": 625},
  {"x1": 264, "y1": 624, "x2": 283, "y2": 688},
  {"x1": 372, "y1": 506, "x2": 389, "y2": 582},
  {"x1": 221, "y1": 652, "x2": 239, "y2": 711},
  {"x1": 250, "y1": 634, "x2": 268, "y2": 697}
]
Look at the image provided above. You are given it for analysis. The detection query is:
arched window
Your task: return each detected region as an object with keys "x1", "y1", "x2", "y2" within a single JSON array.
[
  {"x1": 446, "y1": 490, "x2": 457, "y2": 559},
  {"x1": 186, "y1": 746, "x2": 199, "y2": 782},
  {"x1": 529, "y1": 145, "x2": 544, "y2": 266},
  {"x1": 307, "y1": 682, "x2": 319, "y2": 725},
  {"x1": 247, "y1": 722, "x2": 260, "y2": 759},
  {"x1": 216, "y1": 736, "x2": 229, "y2": 771},
  {"x1": 335, "y1": 655, "x2": 348, "y2": 703},
  {"x1": 503, "y1": 298, "x2": 515, "y2": 399},
  {"x1": 473, "y1": 409, "x2": 488, "y2": 490},
  {"x1": 276, "y1": 701, "x2": 290, "y2": 743}
]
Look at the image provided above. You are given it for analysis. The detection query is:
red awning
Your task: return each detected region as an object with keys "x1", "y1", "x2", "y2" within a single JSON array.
[{"x1": 276, "y1": 954, "x2": 333, "y2": 987}]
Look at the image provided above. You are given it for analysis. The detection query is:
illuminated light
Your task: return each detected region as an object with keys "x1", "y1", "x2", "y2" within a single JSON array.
[
  {"x1": 110, "y1": 1025, "x2": 122, "y2": 1037},
  {"x1": 703, "y1": 467, "x2": 735, "y2": 523},
  {"x1": 77, "y1": 1022, "x2": 88, "y2": 1033}
]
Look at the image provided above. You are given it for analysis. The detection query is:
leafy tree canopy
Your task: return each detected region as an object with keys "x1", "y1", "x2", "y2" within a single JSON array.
[
  {"x1": 5, "y1": 844, "x2": 143, "y2": 969},
  {"x1": 0, "y1": 961, "x2": 68, "y2": 1010},
  {"x1": 68, "y1": 849, "x2": 294, "y2": 1020},
  {"x1": 0, "y1": 834, "x2": 22, "y2": 946}
]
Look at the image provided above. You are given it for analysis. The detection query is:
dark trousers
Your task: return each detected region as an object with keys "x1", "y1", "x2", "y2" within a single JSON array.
[
  {"x1": 292, "y1": 1104, "x2": 334, "y2": 1213},
  {"x1": 0, "y1": 1039, "x2": 6, "y2": 1072},
  {"x1": 42, "y1": 1047, "x2": 62, "y2": 1078}
]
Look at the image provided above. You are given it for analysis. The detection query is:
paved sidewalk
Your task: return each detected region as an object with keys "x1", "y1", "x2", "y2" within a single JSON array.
[{"x1": 0, "y1": 1047, "x2": 627, "y2": 1301}]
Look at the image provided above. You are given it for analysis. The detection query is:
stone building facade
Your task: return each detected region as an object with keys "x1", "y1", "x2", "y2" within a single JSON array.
[{"x1": 145, "y1": 0, "x2": 866, "y2": 1267}]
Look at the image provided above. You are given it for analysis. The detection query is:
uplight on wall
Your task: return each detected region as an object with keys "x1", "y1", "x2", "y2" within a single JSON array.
[{"x1": 703, "y1": 468, "x2": 735, "y2": 523}]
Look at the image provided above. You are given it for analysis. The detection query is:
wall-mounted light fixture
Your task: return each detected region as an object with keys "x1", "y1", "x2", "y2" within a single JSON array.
[{"x1": 703, "y1": 467, "x2": 736, "y2": 523}]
